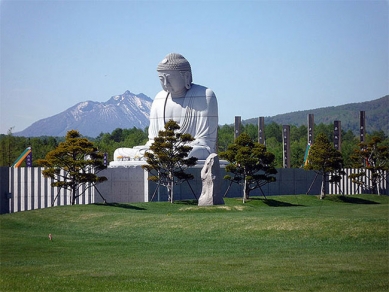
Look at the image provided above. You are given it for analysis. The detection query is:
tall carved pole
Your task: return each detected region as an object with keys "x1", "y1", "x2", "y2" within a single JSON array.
[
  {"x1": 308, "y1": 114, "x2": 314, "y2": 146},
  {"x1": 258, "y1": 117, "x2": 265, "y2": 145},
  {"x1": 234, "y1": 116, "x2": 241, "y2": 141},
  {"x1": 283, "y1": 125, "x2": 290, "y2": 168},
  {"x1": 334, "y1": 120, "x2": 342, "y2": 151},
  {"x1": 360, "y1": 111, "x2": 365, "y2": 143}
]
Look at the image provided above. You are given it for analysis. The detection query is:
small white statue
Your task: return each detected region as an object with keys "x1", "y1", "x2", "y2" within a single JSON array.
[
  {"x1": 198, "y1": 153, "x2": 224, "y2": 206},
  {"x1": 113, "y1": 53, "x2": 218, "y2": 162}
]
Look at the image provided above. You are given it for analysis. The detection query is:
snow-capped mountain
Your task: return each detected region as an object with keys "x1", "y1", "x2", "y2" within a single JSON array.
[{"x1": 15, "y1": 91, "x2": 153, "y2": 137}]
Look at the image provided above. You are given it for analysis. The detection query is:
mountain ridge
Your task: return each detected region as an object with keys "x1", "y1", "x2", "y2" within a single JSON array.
[{"x1": 15, "y1": 91, "x2": 152, "y2": 138}]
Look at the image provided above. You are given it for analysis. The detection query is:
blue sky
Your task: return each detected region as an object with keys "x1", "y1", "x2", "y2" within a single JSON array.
[{"x1": 1, "y1": 0, "x2": 388, "y2": 135}]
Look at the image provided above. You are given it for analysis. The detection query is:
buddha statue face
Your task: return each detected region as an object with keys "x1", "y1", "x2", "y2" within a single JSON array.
[
  {"x1": 158, "y1": 70, "x2": 191, "y2": 97},
  {"x1": 157, "y1": 53, "x2": 192, "y2": 98}
]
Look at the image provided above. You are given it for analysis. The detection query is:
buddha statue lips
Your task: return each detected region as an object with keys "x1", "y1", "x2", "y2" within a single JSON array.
[{"x1": 112, "y1": 53, "x2": 218, "y2": 164}]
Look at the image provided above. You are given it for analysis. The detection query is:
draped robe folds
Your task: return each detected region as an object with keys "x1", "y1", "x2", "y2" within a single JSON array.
[{"x1": 113, "y1": 84, "x2": 218, "y2": 161}]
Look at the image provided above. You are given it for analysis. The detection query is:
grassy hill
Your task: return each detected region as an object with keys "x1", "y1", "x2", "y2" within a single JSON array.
[
  {"x1": 1, "y1": 195, "x2": 388, "y2": 291},
  {"x1": 245, "y1": 95, "x2": 389, "y2": 135}
]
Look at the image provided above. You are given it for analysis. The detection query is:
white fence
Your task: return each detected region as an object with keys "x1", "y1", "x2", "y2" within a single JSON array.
[
  {"x1": 328, "y1": 168, "x2": 388, "y2": 195},
  {"x1": 7, "y1": 167, "x2": 94, "y2": 213},
  {"x1": 1, "y1": 167, "x2": 387, "y2": 214}
]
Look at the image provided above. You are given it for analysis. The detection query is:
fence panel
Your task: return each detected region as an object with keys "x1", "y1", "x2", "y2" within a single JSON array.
[{"x1": 6, "y1": 167, "x2": 96, "y2": 213}]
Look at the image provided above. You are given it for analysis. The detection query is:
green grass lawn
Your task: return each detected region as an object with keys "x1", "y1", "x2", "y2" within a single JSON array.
[{"x1": 1, "y1": 195, "x2": 388, "y2": 291}]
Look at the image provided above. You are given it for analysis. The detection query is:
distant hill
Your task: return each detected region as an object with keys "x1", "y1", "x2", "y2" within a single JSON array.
[
  {"x1": 244, "y1": 95, "x2": 389, "y2": 135},
  {"x1": 15, "y1": 91, "x2": 152, "y2": 138}
]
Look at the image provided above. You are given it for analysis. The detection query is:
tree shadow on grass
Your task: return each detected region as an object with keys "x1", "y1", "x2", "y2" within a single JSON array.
[
  {"x1": 96, "y1": 203, "x2": 147, "y2": 210},
  {"x1": 250, "y1": 198, "x2": 303, "y2": 207},
  {"x1": 174, "y1": 200, "x2": 198, "y2": 205},
  {"x1": 328, "y1": 196, "x2": 380, "y2": 205}
]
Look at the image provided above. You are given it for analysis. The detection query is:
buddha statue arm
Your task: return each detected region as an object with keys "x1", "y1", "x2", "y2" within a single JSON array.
[
  {"x1": 188, "y1": 87, "x2": 218, "y2": 154},
  {"x1": 146, "y1": 90, "x2": 167, "y2": 146}
]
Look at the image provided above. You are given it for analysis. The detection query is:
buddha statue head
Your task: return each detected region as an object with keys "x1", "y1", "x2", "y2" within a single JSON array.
[{"x1": 157, "y1": 53, "x2": 192, "y2": 97}]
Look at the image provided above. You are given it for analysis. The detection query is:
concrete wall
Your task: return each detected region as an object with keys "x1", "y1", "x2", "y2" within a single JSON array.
[
  {"x1": 98, "y1": 167, "x2": 318, "y2": 202},
  {"x1": 142, "y1": 167, "x2": 322, "y2": 202},
  {"x1": 95, "y1": 167, "x2": 147, "y2": 203}
]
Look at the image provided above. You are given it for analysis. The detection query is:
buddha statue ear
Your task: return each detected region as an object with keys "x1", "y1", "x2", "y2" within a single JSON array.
[{"x1": 184, "y1": 71, "x2": 192, "y2": 89}]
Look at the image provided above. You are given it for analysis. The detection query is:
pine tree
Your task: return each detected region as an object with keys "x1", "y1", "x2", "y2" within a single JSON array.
[
  {"x1": 37, "y1": 130, "x2": 107, "y2": 205},
  {"x1": 142, "y1": 120, "x2": 198, "y2": 203},
  {"x1": 220, "y1": 133, "x2": 277, "y2": 203},
  {"x1": 349, "y1": 136, "x2": 389, "y2": 195},
  {"x1": 304, "y1": 133, "x2": 344, "y2": 199}
]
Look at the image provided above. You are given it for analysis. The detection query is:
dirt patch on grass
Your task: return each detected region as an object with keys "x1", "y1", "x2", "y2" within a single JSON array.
[
  {"x1": 243, "y1": 220, "x2": 321, "y2": 232},
  {"x1": 179, "y1": 205, "x2": 248, "y2": 211}
]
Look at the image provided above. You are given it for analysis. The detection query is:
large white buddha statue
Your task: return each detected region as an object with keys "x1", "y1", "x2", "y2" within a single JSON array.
[{"x1": 111, "y1": 53, "x2": 218, "y2": 165}]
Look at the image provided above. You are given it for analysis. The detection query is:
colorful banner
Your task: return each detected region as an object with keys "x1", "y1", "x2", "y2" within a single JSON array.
[{"x1": 12, "y1": 147, "x2": 32, "y2": 167}]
